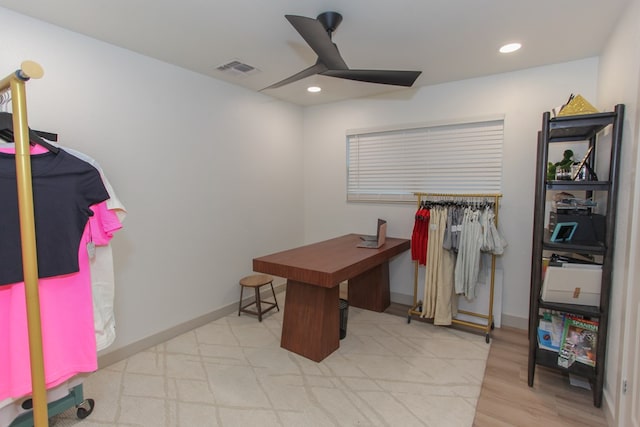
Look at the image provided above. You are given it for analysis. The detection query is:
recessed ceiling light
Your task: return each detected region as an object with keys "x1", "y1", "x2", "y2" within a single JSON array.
[
  {"x1": 307, "y1": 86, "x2": 321, "y2": 93},
  {"x1": 499, "y1": 43, "x2": 522, "y2": 54}
]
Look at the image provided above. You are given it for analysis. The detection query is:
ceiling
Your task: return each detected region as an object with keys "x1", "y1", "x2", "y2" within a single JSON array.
[{"x1": 0, "y1": 0, "x2": 631, "y2": 106}]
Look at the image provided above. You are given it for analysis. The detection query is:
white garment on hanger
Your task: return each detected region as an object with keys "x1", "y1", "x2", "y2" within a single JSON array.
[
  {"x1": 454, "y1": 207, "x2": 483, "y2": 299},
  {"x1": 61, "y1": 146, "x2": 127, "y2": 351}
]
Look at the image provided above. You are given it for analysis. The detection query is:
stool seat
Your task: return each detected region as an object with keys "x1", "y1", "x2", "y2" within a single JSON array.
[
  {"x1": 239, "y1": 274, "x2": 273, "y2": 288},
  {"x1": 238, "y1": 274, "x2": 279, "y2": 322}
]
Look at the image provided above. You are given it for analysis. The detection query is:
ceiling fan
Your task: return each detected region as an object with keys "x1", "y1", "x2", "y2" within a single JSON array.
[{"x1": 263, "y1": 11, "x2": 422, "y2": 90}]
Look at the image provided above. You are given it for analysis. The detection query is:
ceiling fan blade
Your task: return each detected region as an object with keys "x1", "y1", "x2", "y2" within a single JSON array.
[
  {"x1": 262, "y1": 61, "x2": 328, "y2": 90},
  {"x1": 320, "y1": 69, "x2": 422, "y2": 87},
  {"x1": 285, "y1": 15, "x2": 347, "y2": 70}
]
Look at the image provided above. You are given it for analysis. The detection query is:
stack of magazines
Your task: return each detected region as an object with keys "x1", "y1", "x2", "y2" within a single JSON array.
[{"x1": 537, "y1": 311, "x2": 598, "y2": 368}]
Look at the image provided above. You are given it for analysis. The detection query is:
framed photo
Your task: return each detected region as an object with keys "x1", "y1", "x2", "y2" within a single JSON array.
[
  {"x1": 550, "y1": 222, "x2": 578, "y2": 242},
  {"x1": 572, "y1": 146, "x2": 594, "y2": 181}
]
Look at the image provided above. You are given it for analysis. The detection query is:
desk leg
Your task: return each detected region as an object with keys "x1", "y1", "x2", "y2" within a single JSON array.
[
  {"x1": 281, "y1": 280, "x2": 339, "y2": 362},
  {"x1": 348, "y1": 262, "x2": 390, "y2": 312}
]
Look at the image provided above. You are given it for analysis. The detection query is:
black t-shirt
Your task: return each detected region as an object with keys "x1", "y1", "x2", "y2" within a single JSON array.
[{"x1": 0, "y1": 149, "x2": 109, "y2": 285}]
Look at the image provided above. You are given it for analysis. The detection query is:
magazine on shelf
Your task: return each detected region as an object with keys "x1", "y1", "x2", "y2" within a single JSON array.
[
  {"x1": 537, "y1": 311, "x2": 564, "y2": 352},
  {"x1": 557, "y1": 315, "x2": 598, "y2": 368}
]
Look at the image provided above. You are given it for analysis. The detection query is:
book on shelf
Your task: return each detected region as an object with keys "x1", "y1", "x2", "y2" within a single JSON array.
[
  {"x1": 537, "y1": 311, "x2": 564, "y2": 352},
  {"x1": 557, "y1": 315, "x2": 598, "y2": 368}
]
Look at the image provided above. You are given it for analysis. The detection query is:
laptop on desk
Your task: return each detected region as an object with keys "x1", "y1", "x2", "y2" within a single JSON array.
[{"x1": 358, "y1": 219, "x2": 387, "y2": 248}]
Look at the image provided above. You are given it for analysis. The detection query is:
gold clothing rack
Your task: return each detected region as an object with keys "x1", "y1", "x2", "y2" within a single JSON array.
[
  {"x1": 1, "y1": 61, "x2": 48, "y2": 427},
  {"x1": 408, "y1": 192, "x2": 503, "y2": 343}
]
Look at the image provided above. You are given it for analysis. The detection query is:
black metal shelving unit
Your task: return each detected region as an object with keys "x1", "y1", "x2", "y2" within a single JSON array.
[{"x1": 527, "y1": 104, "x2": 624, "y2": 407}]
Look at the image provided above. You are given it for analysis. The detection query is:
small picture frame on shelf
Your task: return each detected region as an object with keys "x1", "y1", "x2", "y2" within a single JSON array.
[
  {"x1": 572, "y1": 146, "x2": 595, "y2": 181},
  {"x1": 550, "y1": 222, "x2": 578, "y2": 242}
]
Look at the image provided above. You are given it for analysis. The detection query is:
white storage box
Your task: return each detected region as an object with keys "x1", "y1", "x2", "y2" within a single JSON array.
[{"x1": 541, "y1": 264, "x2": 602, "y2": 306}]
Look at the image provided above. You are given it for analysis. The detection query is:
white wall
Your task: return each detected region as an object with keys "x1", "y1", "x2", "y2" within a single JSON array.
[
  {"x1": 596, "y1": 0, "x2": 640, "y2": 423},
  {"x1": 0, "y1": 8, "x2": 305, "y2": 354},
  {"x1": 302, "y1": 59, "x2": 600, "y2": 326},
  {"x1": 3, "y1": 12, "x2": 637, "y2": 421}
]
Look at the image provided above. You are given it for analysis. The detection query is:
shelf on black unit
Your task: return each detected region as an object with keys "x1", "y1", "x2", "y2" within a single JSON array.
[
  {"x1": 548, "y1": 111, "x2": 617, "y2": 142},
  {"x1": 546, "y1": 180, "x2": 609, "y2": 191},
  {"x1": 542, "y1": 231, "x2": 606, "y2": 254},
  {"x1": 535, "y1": 348, "x2": 596, "y2": 379},
  {"x1": 537, "y1": 299, "x2": 602, "y2": 318}
]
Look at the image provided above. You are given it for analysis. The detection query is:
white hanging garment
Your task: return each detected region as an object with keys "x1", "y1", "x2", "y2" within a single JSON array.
[{"x1": 454, "y1": 207, "x2": 483, "y2": 299}]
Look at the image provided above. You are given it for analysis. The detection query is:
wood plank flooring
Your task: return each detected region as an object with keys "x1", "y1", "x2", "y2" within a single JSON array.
[
  {"x1": 473, "y1": 325, "x2": 607, "y2": 427},
  {"x1": 384, "y1": 302, "x2": 608, "y2": 427}
]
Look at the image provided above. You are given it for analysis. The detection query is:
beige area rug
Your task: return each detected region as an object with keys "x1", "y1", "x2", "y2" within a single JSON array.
[{"x1": 43, "y1": 296, "x2": 490, "y2": 427}]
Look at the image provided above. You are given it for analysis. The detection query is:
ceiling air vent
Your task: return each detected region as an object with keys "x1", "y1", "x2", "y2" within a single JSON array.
[{"x1": 216, "y1": 60, "x2": 259, "y2": 77}]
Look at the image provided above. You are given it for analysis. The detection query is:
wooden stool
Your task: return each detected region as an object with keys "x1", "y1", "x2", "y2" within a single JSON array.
[{"x1": 238, "y1": 274, "x2": 279, "y2": 322}]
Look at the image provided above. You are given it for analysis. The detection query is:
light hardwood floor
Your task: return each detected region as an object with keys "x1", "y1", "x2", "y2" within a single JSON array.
[
  {"x1": 473, "y1": 325, "x2": 607, "y2": 427},
  {"x1": 384, "y1": 303, "x2": 608, "y2": 427}
]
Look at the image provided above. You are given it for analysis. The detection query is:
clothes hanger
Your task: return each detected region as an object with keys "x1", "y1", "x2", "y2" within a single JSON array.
[{"x1": 0, "y1": 111, "x2": 59, "y2": 153}]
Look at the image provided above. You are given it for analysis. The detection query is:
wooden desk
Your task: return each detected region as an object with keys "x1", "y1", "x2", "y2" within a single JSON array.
[{"x1": 253, "y1": 234, "x2": 410, "y2": 362}]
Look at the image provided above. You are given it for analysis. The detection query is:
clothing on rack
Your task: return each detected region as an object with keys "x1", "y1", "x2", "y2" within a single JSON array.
[
  {"x1": 454, "y1": 207, "x2": 484, "y2": 299},
  {"x1": 480, "y1": 206, "x2": 507, "y2": 255},
  {"x1": 0, "y1": 142, "x2": 127, "y2": 351},
  {"x1": 442, "y1": 205, "x2": 463, "y2": 252},
  {"x1": 411, "y1": 203, "x2": 430, "y2": 265},
  {"x1": 0, "y1": 143, "x2": 123, "y2": 400},
  {"x1": 0, "y1": 201, "x2": 120, "y2": 400},
  {"x1": 420, "y1": 206, "x2": 457, "y2": 324},
  {"x1": 411, "y1": 195, "x2": 507, "y2": 329},
  {"x1": 421, "y1": 206, "x2": 444, "y2": 318},
  {"x1": 0, "y1": 149, "x2": 109, "y2": 285},
  {"x1": 453, "y1": 204, "x2": 506, "y2": 299},
  {"x1": 61, "y1": 146, "x2": 127, "y2": 351}
]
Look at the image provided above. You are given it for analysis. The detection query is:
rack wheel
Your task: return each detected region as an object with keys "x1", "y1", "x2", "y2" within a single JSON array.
[
  {"x1": 485, "y1": 334, "x2": 491, "y2": 344},
  {"x1": 76, "y1": 398, "x2": 95, "y2": 419},
  {"x1": 407, "y1": 315, "x2": 412, "y2": 324}
]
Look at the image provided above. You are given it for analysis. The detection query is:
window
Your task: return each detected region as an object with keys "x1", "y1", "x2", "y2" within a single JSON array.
[{"x1": 346, "y1": 117, "x2": 504, "y2": 202}]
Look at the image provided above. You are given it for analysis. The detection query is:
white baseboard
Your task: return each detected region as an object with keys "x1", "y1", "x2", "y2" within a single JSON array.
[
  {"x1": 500, "y1": 313, "x2": 528, "y2": 330},
  {"x1": 390, "y1": 291, "x2": 414, "y2": 306},
  {"x1": 98, "y1": 282, "x2": 286, "y2": 368}
]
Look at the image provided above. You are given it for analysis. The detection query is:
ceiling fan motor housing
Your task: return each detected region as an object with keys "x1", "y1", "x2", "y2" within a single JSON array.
[{"x1": 317, "y1": 11, "x2": 342, "y2": 35}]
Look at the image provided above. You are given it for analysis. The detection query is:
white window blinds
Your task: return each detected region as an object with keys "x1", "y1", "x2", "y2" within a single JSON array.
[{"x1": 347, "y1": 118, "x2": 504, "y2": 202}]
